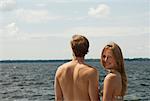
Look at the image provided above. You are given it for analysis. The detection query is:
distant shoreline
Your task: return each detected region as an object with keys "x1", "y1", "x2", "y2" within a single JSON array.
[{"x1": 0, "y1": 58, "x2": 149, "y2": 63}]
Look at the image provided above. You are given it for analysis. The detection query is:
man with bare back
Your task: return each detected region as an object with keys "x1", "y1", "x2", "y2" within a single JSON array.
[{"x1": 54, "y1": 34, "x2": 99, "y2": 101}]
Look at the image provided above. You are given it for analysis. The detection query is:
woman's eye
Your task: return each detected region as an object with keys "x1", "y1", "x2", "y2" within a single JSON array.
[{"x1": 103, "y1": 55, "x2": 106, "y2": 58}]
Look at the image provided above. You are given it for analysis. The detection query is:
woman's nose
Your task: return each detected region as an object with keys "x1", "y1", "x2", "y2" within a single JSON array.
[{"x1": 104, "y1": 57, "x2": 108, "y2": 61}]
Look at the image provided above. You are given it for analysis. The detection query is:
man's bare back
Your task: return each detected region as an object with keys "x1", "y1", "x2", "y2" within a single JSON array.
[
  {"x1": 55, "y1": 35, "x2": 99, "y2": 101},
  {"x1": 55, "y1": 59, "x2": 99, "y2": 101}
]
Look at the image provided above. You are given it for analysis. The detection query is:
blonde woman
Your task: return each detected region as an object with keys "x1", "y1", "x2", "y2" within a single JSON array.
[{"x1": 100, "y1": 42, "x2": 127, "y2": 101}]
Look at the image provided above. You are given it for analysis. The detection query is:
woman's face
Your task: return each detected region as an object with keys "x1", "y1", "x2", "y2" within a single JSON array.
[{"x1": 102, "y1": 49, "x2": 117, "y2": 69}]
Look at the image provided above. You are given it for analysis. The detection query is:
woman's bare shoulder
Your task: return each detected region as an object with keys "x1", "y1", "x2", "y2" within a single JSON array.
[{"x1": 104, "y1": 73, "x2": 118, "y2": 85}]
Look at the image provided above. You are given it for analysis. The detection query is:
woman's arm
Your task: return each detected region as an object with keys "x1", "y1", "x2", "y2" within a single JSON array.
[{"x1": 103, "y1": 73, "x2": 116, "y2": 101}]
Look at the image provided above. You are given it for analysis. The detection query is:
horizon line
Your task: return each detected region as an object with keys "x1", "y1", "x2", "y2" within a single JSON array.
[{"x1": 0, "y1": 57, "x2": 149, "y2": 61}]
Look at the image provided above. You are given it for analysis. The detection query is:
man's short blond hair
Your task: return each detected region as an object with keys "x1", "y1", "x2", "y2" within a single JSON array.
[{"x1": 70, "y1": 35, "x2": 89, "y2": 57}]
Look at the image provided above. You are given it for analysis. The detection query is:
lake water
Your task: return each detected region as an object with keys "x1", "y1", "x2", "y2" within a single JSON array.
[{"x1": 0, "y1": 59, "x2": 150, "y2": 101}]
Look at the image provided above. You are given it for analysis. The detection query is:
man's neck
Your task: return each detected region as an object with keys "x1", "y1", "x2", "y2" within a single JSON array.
[{"x1": 72, "y1": 56, "x2": 85, "y2": 63}]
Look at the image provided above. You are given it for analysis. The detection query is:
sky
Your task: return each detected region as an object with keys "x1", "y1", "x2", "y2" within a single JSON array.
[{"x1": 0, "y1": 0, "x2": 149, "y2": 60}]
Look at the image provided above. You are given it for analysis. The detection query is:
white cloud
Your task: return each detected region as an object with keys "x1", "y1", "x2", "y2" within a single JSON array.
[
  {"x1": 0, "y1": 0, "x2": 16, "y2": 11},
  {"x1": 16, "y1": 9, "x2": 64, "y2": 23},
  {"x1": 5, "y1": 22, "x2": 19, "y2": 36},
  {"x1": 0, "y1": 22, "x2": 19, "y2": 37},
  {"x1": 1, "y1": 22, "x2": 149, "y2": 40},
  {"x1": 64, "y1": 26, "x2": 149, "y2": 37},
  {"x1": 88, "y1": 4, "x2": 110, "y2": 18},
  {"x1": 0, "y1": 22, "x2": 62, "y2": 40},
  {"x1": 36, "y1": 3, "x2": 47, "y2": 7},
  {"x1": 46, "y1": 0, "x2": 100, "y2": 3}
]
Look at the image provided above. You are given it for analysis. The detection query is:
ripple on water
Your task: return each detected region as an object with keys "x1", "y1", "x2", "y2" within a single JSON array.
[{"x1": 0, "y1": 61, "x2": 150, "y2": 101}]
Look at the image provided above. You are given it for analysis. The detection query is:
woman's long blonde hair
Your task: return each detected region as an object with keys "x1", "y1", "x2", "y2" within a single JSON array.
[{"x1": 101, "y1": 42, "x2": 127, "y2": 96}]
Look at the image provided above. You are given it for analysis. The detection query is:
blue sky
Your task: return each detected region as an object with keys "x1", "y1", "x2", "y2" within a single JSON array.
[{"x1": 0, "y1": 0, "x2": 149, "y2": 60}]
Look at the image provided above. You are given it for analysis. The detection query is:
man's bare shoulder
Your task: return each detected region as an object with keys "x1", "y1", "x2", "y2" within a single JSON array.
[
  {"x1": 58, "y1": 61, "x2": 73, "y2": 69},
  {"x1": 81, "y1": 64, "x2": 98, "y2": 76},
  {"x1": 83, "y1": 64, "x2": 98, "y2": 71},
  {"x1": 55, "y1": 61, "x2": 72, "y2": 77}
]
